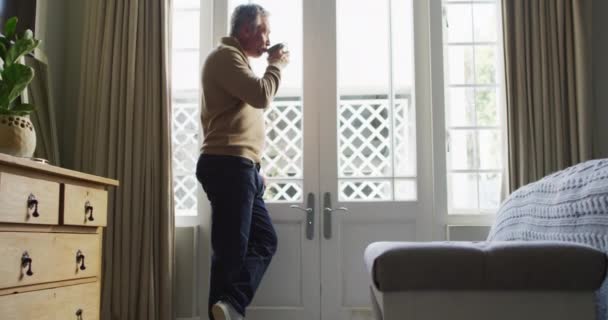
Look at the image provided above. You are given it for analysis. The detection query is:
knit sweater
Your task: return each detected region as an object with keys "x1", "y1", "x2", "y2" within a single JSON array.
[{"x1": 201, "y1": 37, "x2": 282, "y2": 163}]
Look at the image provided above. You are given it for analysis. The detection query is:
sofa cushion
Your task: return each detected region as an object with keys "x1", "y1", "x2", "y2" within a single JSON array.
[{"x1": 365, "y1": 241, "x2": 607, "y2": 292}]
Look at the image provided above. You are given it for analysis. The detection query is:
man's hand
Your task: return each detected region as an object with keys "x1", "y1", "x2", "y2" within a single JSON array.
[{"x1": 267, "y1": 44, "x2": 290, "y2": 69}]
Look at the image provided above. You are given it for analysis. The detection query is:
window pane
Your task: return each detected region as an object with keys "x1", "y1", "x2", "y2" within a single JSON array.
[
  {"x1": 264, "y1": 99, "x2": 303, "y2": 179},
  {"x1": 392, "y1": 0, "x2": 414, "y2": 90},
  {"x1": 395, "y1": 179, "x2": 417, "y2": 201},
  {"x1": 473, "y1": 3, "x2": 497, "y2": 42},
  {"x1": 337, "y1": 0, "x2": 390, "y2": 92},
  {"x1": 443, "y1": 0, "x2": 504, "y2": 215},
  {"x1": 479, "y1": 173, "x2": 501, "y2": 210},
  {"x1": 478, "y1": 130, "x2": 501, "y2": 170},
  {"x1": 446, "y1": 4, "x2": 472, "y2": 43},
  {"x1": 339, "y1": 99, "x2": 392, "y2": 178},
  {"x1": 449, "y1": 130, "x2": 476, "y2": 170},
  {"x1": 174, "y1": 175, "x2": 198, "y2": 216},
  {"x1": 337, "y1": 0, "x2": 416, "y2": 201},
  {"x1": 450, "y1": 173, "x2": 478, "y2": 210},
  {"x1": 392, "y1": 0, "x2": 417, "y2": 179},
  {"x1": 171, "y1": 2, "x2": 200, "y2": 217},
  {"x1": 475, "y1": 88, "x2": 498, "y2": 126},
  {"x1": 340, "y1": 180, "x2": 392, "y2": 202},
  {"x1": 475, "y1": 45, "x2": 496, "y2": 84},
  {"x1": 394, "y1": 96, "x2": 416, "y2": 176},
  {"x1": 448, "y1": 88, "x2": 475, "y2": 127},
  {"x1": 173, "y1": 10, "x2": 200, "y2": 50},
  {"x1": 447, "y1": 45, "x2": 474, "y2": 84},
  {"x1": 175, "y1": 0, "x2": 200, "y2": 9},
  {"x1": 172, "y1": 50, "x2": 199, "y2": 91},
  {"x1": 235, "y1": 0, "x2": 303, "y2": 93},
  {"x1": 265, "y1": 181, "x2": 303, "y2": 202}
]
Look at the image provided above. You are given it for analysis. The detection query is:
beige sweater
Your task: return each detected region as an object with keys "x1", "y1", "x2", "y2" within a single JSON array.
[{"x1": 201, "y1": 37, "x2": 282, "y2": 163}]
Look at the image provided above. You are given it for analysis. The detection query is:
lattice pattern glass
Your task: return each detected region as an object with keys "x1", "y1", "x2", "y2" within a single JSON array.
[
  {"x1": 262, "y1": 98, "x2": 303, "y2": 202},
  {"x1": 172, "y1": 94, "x2": 200, "y2": 216},
  {"x1": 338, "y1": 95, "x2": 416, "y2": 201}
]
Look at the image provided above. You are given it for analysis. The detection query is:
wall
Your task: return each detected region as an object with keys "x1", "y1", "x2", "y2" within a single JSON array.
[{"x1": 593, "y1": 0, "x2": 608, "y2": 159}]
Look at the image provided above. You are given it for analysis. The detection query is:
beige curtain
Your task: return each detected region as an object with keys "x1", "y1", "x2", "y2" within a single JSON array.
[
  {"x1": 503, "y1": 0, "x2": 593, "y2": 192},
  {"x1": 74, "y1": 1, "x2": 175, "y2": 319}
]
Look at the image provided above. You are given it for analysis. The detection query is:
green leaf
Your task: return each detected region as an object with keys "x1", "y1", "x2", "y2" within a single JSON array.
[
  {"x1": 5, "y1": 38, "x2": 39, "y2": 66},
  {"x1": 0, "y1": 42, "x2": 6, "y2": 60},
  {"x1": 0, "y1": 63, "x2": 34, "y2": 108},
  {"x1": 0, "y1": 107, "x2": 28, "y2": 116},
  {"x1": 4, "y1": 17, "x2": 17, "y2": 40},
  {"x1": 12, "y1": 103, "x2": 35, "y2": 113}
]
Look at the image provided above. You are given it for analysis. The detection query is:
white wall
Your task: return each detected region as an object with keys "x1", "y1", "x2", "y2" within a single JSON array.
[{"x1": 593, "y1": 0, "x2": 608, "y2": 159}]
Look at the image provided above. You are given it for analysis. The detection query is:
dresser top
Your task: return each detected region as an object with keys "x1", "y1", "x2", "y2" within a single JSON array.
[{"x1": 0, "y1": 153, "x2": 119, "y2": 187}]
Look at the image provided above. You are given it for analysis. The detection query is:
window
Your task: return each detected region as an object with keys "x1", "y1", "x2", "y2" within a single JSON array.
[
  {"x1": 170, "y1": 0, "x2": 507, "y2": 217},
  {"x1": 442, "y1": 0, "x2": 505, "y2": 214},
  {"x1": 171, "y1": 0, "x2": 201, "y2": 216}
]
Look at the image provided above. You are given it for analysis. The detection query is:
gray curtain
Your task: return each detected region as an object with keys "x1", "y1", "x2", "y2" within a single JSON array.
[
  {"x1": 73, "y1": 1, "x2": 175, "y2": 319},
  {"x1": 26, "y1": 56, "x2": 61, "y2": 166},
  {"x1": 503, "y1": 0, "x2": 593, "y2": 192}
]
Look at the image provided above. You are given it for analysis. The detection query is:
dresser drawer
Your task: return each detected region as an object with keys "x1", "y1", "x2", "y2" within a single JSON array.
[
  {"x1": 0, "y1": 172, "x2": 60, "y2": 225},
  {"x1": 0, "y1": 232, "x2": 100, "y2": 289},
  {"x1": 63, "y1": 184, "x2": 108, "y2": 227},
  {"x1": 0, "y1": 281, "x2": 100, "y2": 320}
]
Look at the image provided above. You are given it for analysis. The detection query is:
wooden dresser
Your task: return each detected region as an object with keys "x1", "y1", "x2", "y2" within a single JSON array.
[{"x1": 0, "y1": 153, "x2": 118, "y2": 320}]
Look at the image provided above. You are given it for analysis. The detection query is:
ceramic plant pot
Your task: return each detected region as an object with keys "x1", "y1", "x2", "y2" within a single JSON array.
[{"x1": 0, "y1": 114, "x2": 36, "y2": 157}]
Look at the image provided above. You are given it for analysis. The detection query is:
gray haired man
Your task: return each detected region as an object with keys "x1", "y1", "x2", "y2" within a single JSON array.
[{"x1": 197, "y1": 3, "x2": 290, "y2": 320}]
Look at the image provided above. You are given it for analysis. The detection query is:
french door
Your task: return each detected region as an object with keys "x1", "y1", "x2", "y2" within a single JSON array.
[{"x1": 209, "y1": 1, "x2": 436, "y2": 319}]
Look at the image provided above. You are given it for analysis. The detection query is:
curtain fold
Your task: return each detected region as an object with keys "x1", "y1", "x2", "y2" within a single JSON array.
[
  {"x1": 502, "y1": 0, "x2": 593, "y2": 192},
  {"x1": 25, "y1": 56, "x2": 61, "y2": 165},
  {"x1": 74, "y1": 1, "x2": 175, "y2": 319}
]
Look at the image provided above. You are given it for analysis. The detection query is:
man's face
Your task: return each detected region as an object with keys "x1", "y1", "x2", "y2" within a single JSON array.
[{"x1": 241, "y1": 16, "x2": 270, "y2": 58}]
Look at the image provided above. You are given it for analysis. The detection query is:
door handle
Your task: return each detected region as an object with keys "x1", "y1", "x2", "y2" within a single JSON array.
[
  {"x1": 289, "y1": 192, "x2": 315, "y2": 240},
  {"x1": 323, "y1": 192, "x2": 349, "y2": 239}
]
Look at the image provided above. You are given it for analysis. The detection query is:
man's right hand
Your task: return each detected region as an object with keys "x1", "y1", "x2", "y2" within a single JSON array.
[{"x1": 267, "y1": 45, "x2": 290, "y2": 69}]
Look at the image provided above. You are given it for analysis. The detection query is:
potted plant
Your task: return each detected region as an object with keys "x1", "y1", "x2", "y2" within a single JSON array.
[{"x1": 0, "y1": 17, "x2": 40, "y2": 157}]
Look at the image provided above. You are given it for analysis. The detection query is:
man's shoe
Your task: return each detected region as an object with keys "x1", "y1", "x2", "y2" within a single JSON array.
[{"x1": 212, "y1": 301, "x2": 243, "y2": 320}]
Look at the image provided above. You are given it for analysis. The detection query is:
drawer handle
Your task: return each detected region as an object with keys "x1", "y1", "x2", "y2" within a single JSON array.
[
  {"x1": 21, "y1": 251, "x2": 34, "y2": 276},
  {"x1": 84, "y1": 201, "x2": 94, "y2": 222},
  {"x1": 75, "y1": 308, "x2": 83, "y2": 319},
  {"x1": 76, "y1": 250, "x2": 86, "y2": 271},
  {"x1": 27, "y1": 194, "x2": 39, "y2": 218}
]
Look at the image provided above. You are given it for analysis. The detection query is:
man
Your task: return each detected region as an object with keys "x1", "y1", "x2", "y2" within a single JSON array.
[{"x1": 196, "y1": 4, "x2": 289, "y2": 320}]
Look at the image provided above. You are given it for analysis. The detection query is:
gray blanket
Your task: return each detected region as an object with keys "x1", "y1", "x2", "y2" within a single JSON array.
[{"x1": 488, "y1": 159, "x2": 608, "y2": 319}]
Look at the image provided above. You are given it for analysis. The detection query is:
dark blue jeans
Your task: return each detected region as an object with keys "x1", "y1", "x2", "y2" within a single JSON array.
[{"x1": 196, "y1": 154, "x2": 278, "y2": 319}]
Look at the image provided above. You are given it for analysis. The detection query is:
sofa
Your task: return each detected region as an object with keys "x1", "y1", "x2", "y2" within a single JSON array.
[{"x1": 365, "y1": 159, "x2": 608, "y2": 320}]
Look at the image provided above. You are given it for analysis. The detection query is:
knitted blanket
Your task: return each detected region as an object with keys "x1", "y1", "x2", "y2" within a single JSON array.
[{"x1": 487, "y1": 159, "x2": 608, "y2": 319}]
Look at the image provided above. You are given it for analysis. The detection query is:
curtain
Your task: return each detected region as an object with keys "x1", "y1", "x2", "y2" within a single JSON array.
[
  {"x1": 74, "y1": 1, "x2": 175, "y2": 319},
  {"x1": 502, "y1": 0, "x2": 593, "y2": 192},
  {"x1": 25, "y1": 56, "x2": 61, "y2": 165}
]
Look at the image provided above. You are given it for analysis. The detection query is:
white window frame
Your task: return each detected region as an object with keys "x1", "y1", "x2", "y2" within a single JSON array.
[{"x1": 430, "y1": 0, "x2": 507, "y2": 227}]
